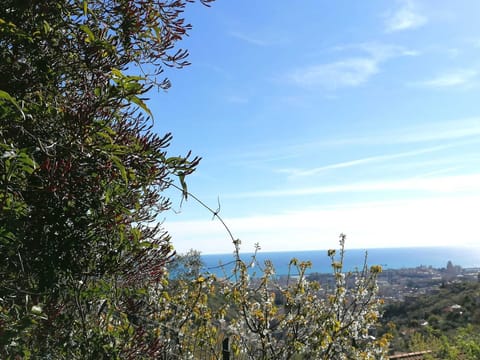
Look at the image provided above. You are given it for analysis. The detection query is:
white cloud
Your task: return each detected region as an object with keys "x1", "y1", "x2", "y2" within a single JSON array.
[
  {"x1": 288, "y1": 43, "x2": 416, "y2": 89},
  {"x1": 289, "y1": 58, "x2": 378, "y2": 89},
  {"x1": 395, "y1": 118, "x2": 480, "y2": 142},
  {"x1": 323, "y1": 118, "x2": 480, "y2": 146},
  {"x1": 166, "y1": 195, "x2": 480, "y2": 253},
  {"x1": 227, "y1": 173, "x2": 480, "y2": 199},
  {"x1": 385, "y1": 0, "x2": 428, "y2": 32},
  {"x1": 414, "y1": 69, "x2": 479, "y2": 88},
  {"x1": 279, "y1": 145, "x2": 448, "y2": 177},
  {"x1": 334, "y1": 43, "x2": 419, "y2": 60},
  {"x1": 234, "y1": 117, "x2": 480, "y2": 166}
]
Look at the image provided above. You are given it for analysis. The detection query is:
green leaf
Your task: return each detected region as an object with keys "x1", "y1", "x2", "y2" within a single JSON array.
[
  {"x1": 129, "y1": 95, "x2": 153, "y2": 118},
  {"x1": 79, "y1": 24, "x2": 95, "y2": 42},
  {"x1": 18, "y1": 151, "x2": 38, "y2": 174},
  {"x1": 42, "y1": 20, "x2": 51, "y2": 34},
  {"x1": 104, "y1": 187, "x2": 111, "y2": 204},
  {"x1": 83, "y1": 0, "x2": 88, "y2": 16},
  {"x1": 179, "y1": 172, "x2": 188, "y2": 199},
  {"x1": 131, "y1": 228, "x2": 141, "y2": 242},
  {"x1": 0, "y1": 90, "x2": 25, "y2": 119},
  {"x1": 111, "y1": 68, "x2": 123, "y2": 78},
  {"x1": 96, "y1": 131, "x2": 114, "y2": 143},
  {"x1": 111, "y1": 155, "x2": 128, "y2": 184},
  {"x1": 0, "y1": 228, "x2": 16, "y2": 243}
]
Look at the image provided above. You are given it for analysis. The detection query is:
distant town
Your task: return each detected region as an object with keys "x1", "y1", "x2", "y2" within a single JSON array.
[
  {"x1": 305, "y1": 261, "x2": 480, "y2": 303},
  {"x1": 377, "y1": 262, "x2": 480, "y2": 303}
]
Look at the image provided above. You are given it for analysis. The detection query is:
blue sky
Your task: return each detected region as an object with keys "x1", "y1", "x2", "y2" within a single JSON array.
[{"x1": 148, "y1": 0, "x2": 480, "y2": 254}]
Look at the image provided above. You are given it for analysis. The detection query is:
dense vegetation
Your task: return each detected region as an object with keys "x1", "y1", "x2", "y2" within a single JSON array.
[
  {"x1": 1, "y1": 0, "x2": 208, "y2": 357},
  {"x1": 1, "y1": 1, "x2": 390, "y2": 358},
  {"x1": 381, "y1": 281, "x2": 480, "y2": 359}
]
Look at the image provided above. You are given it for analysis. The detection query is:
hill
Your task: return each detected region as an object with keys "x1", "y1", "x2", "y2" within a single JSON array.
[{"x1": 379, "y1": 281, "x2": 480, "y2": 358}]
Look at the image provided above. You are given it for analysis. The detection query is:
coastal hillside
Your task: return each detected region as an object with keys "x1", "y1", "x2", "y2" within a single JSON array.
[{"x1": 380, "y1": 281, "x2": 480, "y2": 358}]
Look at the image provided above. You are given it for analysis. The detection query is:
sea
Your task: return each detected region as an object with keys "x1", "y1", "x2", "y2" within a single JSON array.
[{"x1": 201, "y1": 247, "x2": 480, "y2": 277}]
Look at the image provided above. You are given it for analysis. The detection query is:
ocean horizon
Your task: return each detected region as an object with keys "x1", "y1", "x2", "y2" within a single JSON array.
[{"x1": 200, "y1": 246, "x2": 480, "y2": 277}]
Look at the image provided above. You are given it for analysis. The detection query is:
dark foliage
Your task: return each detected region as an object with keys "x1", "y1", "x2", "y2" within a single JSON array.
[{"x1": 0, "y1": 1, "x2": 211, "y2": 357}]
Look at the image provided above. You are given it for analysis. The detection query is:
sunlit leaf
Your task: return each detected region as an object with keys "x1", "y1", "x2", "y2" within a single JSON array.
[
  {"x1": 129, "y1": 95, "x2": 153, "y2": 118},
  {"x1": 79, "y1": 24, "x2": 95, "y2": 42}
]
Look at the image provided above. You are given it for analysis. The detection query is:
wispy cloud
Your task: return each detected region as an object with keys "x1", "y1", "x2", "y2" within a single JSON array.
[
  {"x1": 327, "y1": 117, "x2": 480, "y2": 146},
  {"x1": 287, "y1": 43, "x2": 416, "y2": 89},
  {"x1": 279, "y1": 145, "x2": 449, "y2": 177},
  {"x1": 230, "y1": 31, "x2": 268, "y2": 46},
  {"x1": 391, "y1": 117, "x2": 480, "y2": 143},
  {"x1": 413, "y1": 69, "x2": 479, "y2": 88},
  {"x1": 234, "y1": 117, "x2": 480, "y2": 166},
  {"x1": 289, "y1": 58, "x2": 378, "y2": 89},
  {"x1": 226, "y1": 95, "x2": 249, "y2": 104},
  {"x1": 227, "y1": 173, "x2": 480, "y2": 199},
  {"x1": 334, "y1": 43, "x2": 419, "y2": 59},
  {"x1": 472, "y1": 39, "x2": 480, "y2": 48},
  {"x1": 384, "y1": 0, "x2": 427, "y2": 32}
]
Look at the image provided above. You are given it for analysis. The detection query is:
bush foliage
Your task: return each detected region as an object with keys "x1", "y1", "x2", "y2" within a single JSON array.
[{"x1": 1, "y1": 2, "x2": 389, "y2": 358}]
